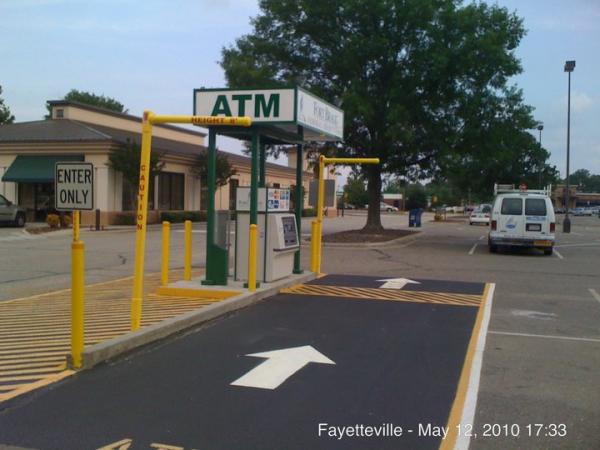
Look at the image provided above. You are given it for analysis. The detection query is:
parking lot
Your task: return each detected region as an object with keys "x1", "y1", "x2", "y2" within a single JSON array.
[{"x1": 0, "y1": 212, "x2": 599, "y2": 449}]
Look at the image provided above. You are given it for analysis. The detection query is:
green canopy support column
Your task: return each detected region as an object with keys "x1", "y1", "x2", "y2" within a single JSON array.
[
  {"x1": 259, "y1": 143, "x2": 266, "y2": 188},
  {"x1": 202, "y1": 128, "x2": 228, "y2": 285},
  {"x1": 293, "y1": 144, "x2": 304, "y2": 274}
]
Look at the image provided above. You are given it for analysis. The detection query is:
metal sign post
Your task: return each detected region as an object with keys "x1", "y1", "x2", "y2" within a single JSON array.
[{"x1": 55, "y1": 161, "x2": 94, "y2": 369}]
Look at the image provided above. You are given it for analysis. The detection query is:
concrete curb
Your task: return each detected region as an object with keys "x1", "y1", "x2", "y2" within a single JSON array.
[{"x1": 78, "y1": 272, "x2": 316, "y2": 370}]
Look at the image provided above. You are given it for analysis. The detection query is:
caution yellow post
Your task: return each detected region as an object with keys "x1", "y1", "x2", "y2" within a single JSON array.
[
  {"x1": 310, "y1": 220, "x2": 318, "y2": 272},
  {"x1": 130, "y1": 112, "x2": 251, "y2": 330},
  {"x1": 161, "y1": 221, "x2": 170, "y2": 286},
  {"x1": 71, "y1": 210, "x2": 84, "y2": 369},
  {"x1": 184, "y1": 220, "x2": 192, "y2": 281},
  {"x1": 248, "y1": 224, "x2": 258, "y2": 292},
  {"x1": 314, "y1": 156, "x2": 380, "y2": 274}
]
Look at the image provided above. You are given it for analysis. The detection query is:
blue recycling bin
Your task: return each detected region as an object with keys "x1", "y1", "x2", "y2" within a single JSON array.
[
  {"x1": 416, "y1": 208, "x2": 423, "y2": 227},
  {"x1": 409, "y1": 208, "x2": 424, "y2": 227},
  {"x1": 409, "y1": 209, "x2": 417, "y2": 227}
]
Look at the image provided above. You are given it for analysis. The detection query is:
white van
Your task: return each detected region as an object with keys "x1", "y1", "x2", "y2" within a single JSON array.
[{"x1": 488, "y1": 184, "x2": 556, "y2": 255}]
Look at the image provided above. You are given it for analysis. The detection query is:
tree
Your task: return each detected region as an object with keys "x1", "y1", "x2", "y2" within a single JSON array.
[
  {"x1": 343, "y1": 174, "x2": 369, "y2": 207},
  {"x1": 107, "y1": 140, "x2": 164, "y2": 210},
  {"x1": 405, "y1": 184, "x2": 428, "y2": 210},
  {"x1": 46, "y1": 89, "x2": 126, "y2": 118},
  {"x1": 0, "y1": 86, "x2": 15, "y2": 125},
  {"x1": 221, "y1": 0, "x2": 531, "y2": 232},
  {"x1": 567, "y1": 169, "x2": 600, "y2": 192},
  {"x1": 192, "y1": 150, "x2": 237, "y2": 192}
]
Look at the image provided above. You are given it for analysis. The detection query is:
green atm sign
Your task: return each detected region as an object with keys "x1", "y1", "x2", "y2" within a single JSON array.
[
  {"x1": 195, "y1": 89, "x2": 295, "y2": 122},
  {"x1": 194, "y1": 87, "x2": 344, "y2": 140}
]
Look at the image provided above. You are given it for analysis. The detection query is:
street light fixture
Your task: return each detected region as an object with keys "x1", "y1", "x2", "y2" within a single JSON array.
[
  {"x1": 537, "y1": 123, "x2": 544, "y2": 188},
  {"x1": 563, "y1": 60, "x2": 575, "y2": 233}
]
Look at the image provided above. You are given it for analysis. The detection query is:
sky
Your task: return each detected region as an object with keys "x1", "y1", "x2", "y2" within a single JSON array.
[{"x1": 1, "y1": 0, "x2": 599, "y2": 183}]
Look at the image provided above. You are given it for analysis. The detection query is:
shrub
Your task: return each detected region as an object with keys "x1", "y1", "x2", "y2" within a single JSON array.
[
  {"x1": 159, "y1": 211, "x2": 207, "y2": 223},
  {"x1": 46, "y1": 214, "x2": 60, "y2": 228},
  {"x1": 61, "y1": 214, "x2": 72, "y2": 227},
  {"x1": 114, "y1": 213, "x2": 136, "y2": 225}
]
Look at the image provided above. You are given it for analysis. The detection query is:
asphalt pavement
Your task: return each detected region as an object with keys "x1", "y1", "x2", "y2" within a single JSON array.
[{"x1": 0, "y1": 212, "x2": 599, "y2": 449}]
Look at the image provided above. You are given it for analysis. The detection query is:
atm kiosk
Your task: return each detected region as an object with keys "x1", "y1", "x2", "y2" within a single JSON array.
[{"x1": 235, "y1": 187, "x2": 299, "y2": 283}]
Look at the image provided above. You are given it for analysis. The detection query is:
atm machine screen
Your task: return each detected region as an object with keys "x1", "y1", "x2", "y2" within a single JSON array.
[{"x1": 281, "y1": 216, "x2": 298, "y2": 247}]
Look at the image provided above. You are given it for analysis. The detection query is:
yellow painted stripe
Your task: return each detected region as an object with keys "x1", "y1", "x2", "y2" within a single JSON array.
[
  {"x1": 280, "y1": 284, "x2": 481, "y2": 307},
  {"x1": 439, "y1": 283, "x2": 490, "y2": 450},
  {"x1": 156, "y1": 286, "x2": 241, "y2": 299},
  {"x1": 0, "y1": 370, "x2": 74, "y2": 402}
]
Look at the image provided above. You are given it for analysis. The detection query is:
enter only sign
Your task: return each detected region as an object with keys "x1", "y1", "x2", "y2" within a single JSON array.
[{"x1": 55, "y1": 162, "x2": 94, "y2": 211}]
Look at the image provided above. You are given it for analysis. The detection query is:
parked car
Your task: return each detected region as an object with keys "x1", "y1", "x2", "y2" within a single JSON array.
[
  {"x1": 380, "y1": 202, "x2": 399, "y2": 212},
  {"x1": 469, "y1": 204, "x2": 492, "y2": 226},
  {"x1": 554, "y1": 207, "x2": 565, "y2": 214},
  {"x1": 0, "y1": 194, "x2": 26, "y2": 227},
  {"x1": 488, "y1": 186, "x2": 555, "y2": 255},
  {"x1": 573, "y1": 207, "x2": 593, "y2": 216}
]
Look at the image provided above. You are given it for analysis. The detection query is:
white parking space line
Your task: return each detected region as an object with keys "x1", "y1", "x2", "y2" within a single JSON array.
[
  {"x1": 589, "y1": 288, "x2": 600, "y2": 305},
  {"x1": 479, "y1": 235, "x2": 485, "y2": 241},
  {"x1": 468, "y1": 243, "x2": 478, "y2": 255},
  {"x1": 555, "y1": 243, "x2": 600, "y2": 248},
  {"x1": 455, "y1": 283, "x2": 495, "y2": 450},
  {"x1": 553, "y1": 249, "x2": 564, "y2": 259},
  {"x1": 489, "y1": 331, "x2": 600, "y2": 344},
  {"x1": 570, "y1": 232, "x2": 584, "y2": 236}
]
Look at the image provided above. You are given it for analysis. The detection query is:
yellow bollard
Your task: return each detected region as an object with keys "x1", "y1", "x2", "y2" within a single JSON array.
[
  {"x1": 310, "y1": 220, "x2": 319, "y2": 272},
  {"x1": 161, "y1": 221, "x2": 170, "y2": 286},
  {"x1": 184, "y1": 220, "x2": 192, "y2": 281},
  {"x1": 71, "y1": 239, "x2": 85, "y2": 369},
  {"x1": 248, "y1": 224, "x2": 258, "y2": 292},
  {"x1": 316, "y1": 219, "x2": 323, "y2": 274}
]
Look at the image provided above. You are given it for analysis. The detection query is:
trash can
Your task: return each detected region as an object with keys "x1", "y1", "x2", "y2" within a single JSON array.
[
  {"x1": 415, "y1": 208, "x2": 423, "y2": 227},
  {"x1": 409, "y1": 209, "x2": 417, "y2": 227}
]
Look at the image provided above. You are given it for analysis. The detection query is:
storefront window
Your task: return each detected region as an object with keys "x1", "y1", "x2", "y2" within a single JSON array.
[{"x1": 158, "y1": 172, "x2": 185, "y2": 210}]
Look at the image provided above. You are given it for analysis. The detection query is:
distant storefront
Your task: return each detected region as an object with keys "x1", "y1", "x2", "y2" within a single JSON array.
[
  {"x1": 553, "y1": 185, "x2": 600, "y2": 209},
  {"x1": 0, "y1": 101, "x2": 316, "y2": 224}
]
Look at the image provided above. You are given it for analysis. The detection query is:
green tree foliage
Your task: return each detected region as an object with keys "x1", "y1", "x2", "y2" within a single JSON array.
[
  {"x1": 343, "y1": 174, "x2": 369, "y2": 208},
  {"x1": 405, "y1": 184, "x2": 428, "y2": 210},
  {"x1": 107, "y1": 140, "x2": 164, "y2": 208},
  {"x1": 220, "y1": 0, "x2": 539, "y2": 231},
  {"x1": 0, "y1": 86, "x2": 15, "y2": 125},
  {"x1": 46, "y1": 89, "x2": 126, "y2": 118},
  {"x1": 192, "y1": 151, "x2": 237, "y2": 190},
  {"x1": 567, "y1": 169, "x2": 600, "y2": 192}
]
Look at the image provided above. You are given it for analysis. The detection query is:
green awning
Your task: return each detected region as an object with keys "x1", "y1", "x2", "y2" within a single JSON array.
[{"x1": 1, "y1": 155, "x2": 84, "y2": 183}]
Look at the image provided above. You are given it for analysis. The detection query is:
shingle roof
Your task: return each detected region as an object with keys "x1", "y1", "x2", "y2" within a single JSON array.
[
  {"x1": 0, "y1": 119, "x2": 303, "y2": 176},
  {"x1": 0, "y1": 120, "x2": 111, "y2": 142}
]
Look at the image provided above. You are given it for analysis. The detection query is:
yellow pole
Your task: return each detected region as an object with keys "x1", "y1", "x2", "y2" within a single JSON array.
[
  {"x1": 161, "y1": 221, "x2": 170, "y2": 286},
  {"x1": 248, "y1": 224, "x2": 258, "y2": 292},
  {"x1": 73, "y1": 210, "x2": 80, "y2": 241},
  {"x1": 316, "y1": 156, "x2": 326, "y2": 274},
  {"x1": 131, "y1": 111, "x2": 153, "y2": 331},
  {"x1": 184, "y1": 220, "x2": 192, "y2": 281},
  {"x1": 71, "y1": 211, "x2": 84, "y2": 369},
  {"x1": 310, "y1": 220, "x2": 318, "y2": 272}
]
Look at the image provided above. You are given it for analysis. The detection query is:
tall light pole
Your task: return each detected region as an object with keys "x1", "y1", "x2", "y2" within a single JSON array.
[
  {"x1": 563, "y1": 60, "x2": 575, "y2": 233},
  {"x1": 537, "y1": 123, "x2": 544, "y2": 188}
]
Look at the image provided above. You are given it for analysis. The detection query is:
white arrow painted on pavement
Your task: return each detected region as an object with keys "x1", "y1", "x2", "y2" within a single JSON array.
[
  {"x1": 231, "y1": 345, "x2": 335, "y2": 390},
  {"x1": 377, "y1": 278, "x2": 421, "y2": 289}
]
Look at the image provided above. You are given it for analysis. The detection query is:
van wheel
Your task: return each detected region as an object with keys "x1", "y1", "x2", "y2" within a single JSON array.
[
  {"x1": 544, "y1": 247, "x2": 553, "y2": 256},
  {"x1": 489, "y1": 244, "x2": 498, "y2": 253},
  {"x1": 14, "y1": 213, "x2": 25, "y2": 228}
]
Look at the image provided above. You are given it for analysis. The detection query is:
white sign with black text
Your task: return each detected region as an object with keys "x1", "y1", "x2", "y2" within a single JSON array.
[{"x1": 55, "y1": 162, "x2": 94, "y2": 211}]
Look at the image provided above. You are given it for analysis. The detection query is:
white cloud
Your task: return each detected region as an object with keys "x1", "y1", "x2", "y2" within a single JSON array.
[{"x1": 571, "y1": 92, "x2": 593, "y2": 112}]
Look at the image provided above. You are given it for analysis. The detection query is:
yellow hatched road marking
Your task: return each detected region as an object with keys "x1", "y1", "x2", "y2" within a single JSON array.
[
  {"x1": 280, "y1": 284, "x2": 482, "y2": 307},
  {"x1": 0, "y1": 270, "x2": 225, "y2": 403}
]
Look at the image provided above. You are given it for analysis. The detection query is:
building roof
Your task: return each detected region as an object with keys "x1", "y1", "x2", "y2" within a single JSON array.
[
  {"x1": 47, "y1": 100, "x2": 207, "y2": 138},
  {"x1": 0, "y1": 119, "x2": 302, "y2": 177}
]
